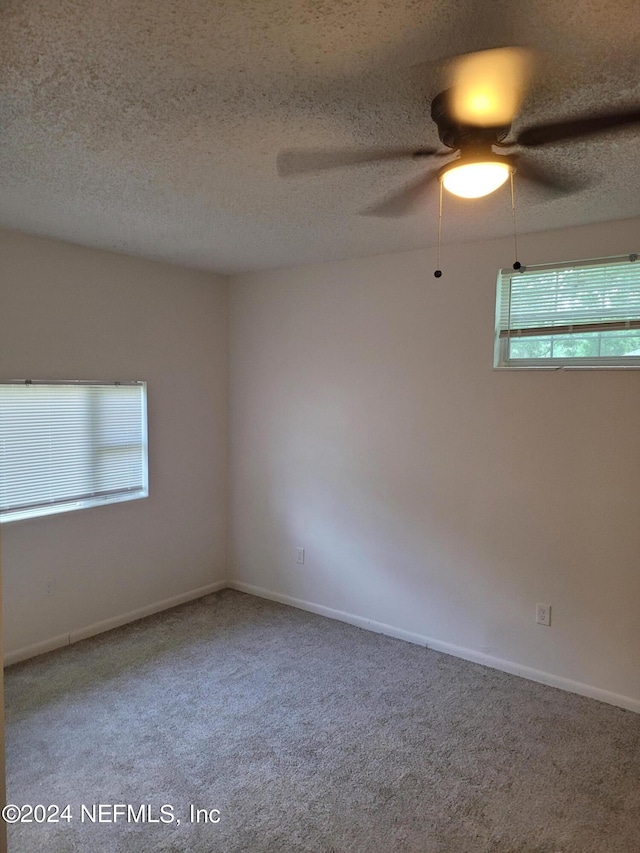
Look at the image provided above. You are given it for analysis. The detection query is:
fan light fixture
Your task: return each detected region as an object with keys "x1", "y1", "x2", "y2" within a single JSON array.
[{"x1": 439, "y1": 156, "x2": 514, "y2": 199}]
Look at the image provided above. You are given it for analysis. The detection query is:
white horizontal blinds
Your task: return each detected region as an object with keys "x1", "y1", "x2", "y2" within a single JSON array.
[
  {"x1": 0, "y1": 382, "x2": 146, "y2": 520},
  {"x1": 499, "y1": 256, "x2": 640, "y2": 339},
  {"x1": 93, "y1": 387, "x2": 146, "y2": 496}
]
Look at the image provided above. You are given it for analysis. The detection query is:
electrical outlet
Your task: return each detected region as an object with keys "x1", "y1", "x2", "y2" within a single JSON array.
[
  {"x1": 536, "y1": 603, "x2": 551, "y2": 626},
  {"x1": 295, "y1": 547, "x2": 305, "y2": 565}
]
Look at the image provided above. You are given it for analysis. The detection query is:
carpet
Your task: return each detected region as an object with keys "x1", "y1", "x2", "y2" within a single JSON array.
[{"x1": 5, "y1": 589, "x2": 640, "y2": 852}]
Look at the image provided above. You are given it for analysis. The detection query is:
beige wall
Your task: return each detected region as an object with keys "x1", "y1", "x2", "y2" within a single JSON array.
[
  {"x1": 0, "y1": 230, "x2": 229, "y2": 657},
  {"x1": 2, "y1": 218, "x2": 639, "y2": 710},
  {"x1": 229, "y1": 217, "x2": 640, "y2": 708}
]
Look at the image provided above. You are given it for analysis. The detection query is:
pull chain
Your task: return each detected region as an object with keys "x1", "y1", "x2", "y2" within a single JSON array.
[
  {"x1": 434, "y1": 180, "x2": 443, "y2": 278},
  {"x1": 510, "y1": 171, "x2": 521, "y2": 271}
]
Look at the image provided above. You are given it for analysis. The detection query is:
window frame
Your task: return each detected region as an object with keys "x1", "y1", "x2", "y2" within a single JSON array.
[
  {"x1": 0, "y1": 379, "x2": 148, "y2": 524},
  {"x1": 494, "y1": 253, "x2": 640, "y2": 370}
]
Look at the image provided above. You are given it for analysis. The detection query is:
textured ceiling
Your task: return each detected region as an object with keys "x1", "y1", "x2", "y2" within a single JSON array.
[{"x1": 1, "y1": 0, "x2": 639, "y2": 274}]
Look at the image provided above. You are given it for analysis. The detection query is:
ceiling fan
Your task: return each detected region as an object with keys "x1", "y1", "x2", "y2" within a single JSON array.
[{"x1": 276, "y1": 47, "x2": 640, "y2": 216}]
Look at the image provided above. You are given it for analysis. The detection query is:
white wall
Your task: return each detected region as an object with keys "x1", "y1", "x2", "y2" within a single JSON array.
[
  {"x1": 4, "y1": 219, "x2": 639, "y2": 709},
  {"x1": 229, "y1": 217, "x2": 640, "y2": 709},
  {"x1": 0, "y1": 230, "x2": 228, "y2": 657}
]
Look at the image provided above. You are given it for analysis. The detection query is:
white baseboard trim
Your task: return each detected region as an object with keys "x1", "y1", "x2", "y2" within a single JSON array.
[
  {"x1": 3, "y1": 632, "x2": 71, "y2": 667},
  {"x1": 4, "y1": 580, "x2": 227, "y2": 666},
  {"x1": 8, "y1": 577, "x2": 639, "y2": 714},
  {"x1": 228, "y1": 581, "x2": 640, "y2": 715}
]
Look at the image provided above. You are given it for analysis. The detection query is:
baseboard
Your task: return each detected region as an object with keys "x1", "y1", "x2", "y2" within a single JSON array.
[
  {"x1": 3, "y1": 632, "x2": 71, "y2": 667},
  {"x1": 228, "y1": 581, "x2": 640, "y2": 715},
  {"x1": 8, "y1": 577, "x2": 639, "y2": 714},
  {"x1": 4, "y1": 580, "x2": 227, "y2": 666}
]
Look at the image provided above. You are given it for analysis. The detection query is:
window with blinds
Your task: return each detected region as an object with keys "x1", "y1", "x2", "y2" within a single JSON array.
[
  {"x1": 495, "y1": 254, "x2": 640, "y2": 368},
  {"x1": 0, "y1": 381, "x2": 148, "y2": 523}
]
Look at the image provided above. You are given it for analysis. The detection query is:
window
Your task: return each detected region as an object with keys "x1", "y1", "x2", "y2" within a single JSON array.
[
  {"x1": 495, "y1": 254, "x2": 640, "y2": 368},
  {"x1": 0, "y1": 381, "x2": 148, "y2": 523}
]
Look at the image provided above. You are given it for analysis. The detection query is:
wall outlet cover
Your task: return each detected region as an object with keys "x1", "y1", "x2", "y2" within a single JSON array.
[{"x1": 536, "y1": 603, "x2": 551, "y2": 626}]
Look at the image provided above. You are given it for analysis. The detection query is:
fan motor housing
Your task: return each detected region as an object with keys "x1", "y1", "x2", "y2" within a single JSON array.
[{"x1": 430, "y1": 89, "x2": 511, "y2": 149}]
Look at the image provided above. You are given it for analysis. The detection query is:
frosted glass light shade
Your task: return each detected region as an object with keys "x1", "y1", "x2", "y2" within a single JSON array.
[{"x1": 441, "y1": 160, "x2": 511, "y2": 199}]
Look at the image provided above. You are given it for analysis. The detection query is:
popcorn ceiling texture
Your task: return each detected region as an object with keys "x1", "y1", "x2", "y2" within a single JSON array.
[{"x1": 0, "y1": 0, "x2": 638, "y2": 273}]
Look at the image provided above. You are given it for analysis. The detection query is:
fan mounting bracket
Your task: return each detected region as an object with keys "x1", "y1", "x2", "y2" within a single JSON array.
[{"x1": 430, "y1": 89, "x2": 511, "y2": 150}]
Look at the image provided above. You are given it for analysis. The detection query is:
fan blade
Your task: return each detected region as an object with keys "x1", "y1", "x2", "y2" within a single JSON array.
[
  {"x1": 514, "y1": 158, "x2": 588, "y2": 195},
  {"x1": 450, "y1": 47, "x2": 534, "y2": 127},
  {"x1": 515, "y1": 108, "x2": 640, "y2": 147},
  {"x1": 361, "y1": 171, "x2": 440, "y2": 217},
  {"x1": 276, "y1": 147, "x2": 440, "y2": 177}
]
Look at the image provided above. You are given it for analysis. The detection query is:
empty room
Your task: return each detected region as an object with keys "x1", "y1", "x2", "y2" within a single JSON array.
[{"x1": 1, "y1": 2, "x2": 639, "y2": 852}]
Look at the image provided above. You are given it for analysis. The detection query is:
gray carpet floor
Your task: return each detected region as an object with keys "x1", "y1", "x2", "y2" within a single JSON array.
[{"x1": 5, "y1": 589, "x2": 640, "y2": 853}]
